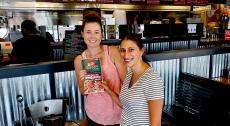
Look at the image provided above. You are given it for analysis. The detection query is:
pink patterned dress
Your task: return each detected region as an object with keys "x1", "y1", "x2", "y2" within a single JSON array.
[{"x1": 82, "y1": 45, "x2": 122, "y2": 125}]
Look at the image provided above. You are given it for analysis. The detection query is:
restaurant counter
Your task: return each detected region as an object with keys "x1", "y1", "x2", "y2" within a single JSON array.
[
  {"x1": 0, "y1": 60, "x2": 85, "y2": 126},
  {"x1": 1, "y1": 46, "x2": 230, "y2": 126},
  {"x1": 199, "y1": 38, "x2": 230, "y2": 47}
]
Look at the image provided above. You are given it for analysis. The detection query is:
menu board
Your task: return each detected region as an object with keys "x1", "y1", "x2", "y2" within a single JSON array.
[
  {"x1": 64, "y1": 30, "x2": 85, "y2": 60},
  {"x1": 174, "y1": 0, "x2": 186, "y2": 5},
  {"x1": 119, "y1": 0, "x2": 130, "y2": 3},
  {"x1": 175, "y1": 0, "x2": 207, "y2": 5},
  {"x1": 36, "y1": 0, "x2": 57, "y2": 2},
  {"x1": 130, "y1": 0, "x2": 146, "y2": 3},
  {"x1": 35, "y1": 0, "x2": 208, "y2": 5},
  {"x1": 160, "y1": 0, "x2": 173, "y2": 4},
  {"x1": 187, "y1": 0, "x2": 197, "y2": 5},
  {"x1": 197, "y1": 0, "x2": 208, "y2": 5},
  {"x1": 147, "y1": 0, "x2": 160, "y2": 4},
  {"x1": 160, "y1": 0, "x2": 173, "y2": 1},
  {"x1": 103, "y1": 0, "x2": 115, "y2": 3}
]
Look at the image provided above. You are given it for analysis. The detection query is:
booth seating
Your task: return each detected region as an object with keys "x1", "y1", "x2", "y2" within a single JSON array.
[{"x1": 173, "y1": 72, "x2": 230, "y2": 126}]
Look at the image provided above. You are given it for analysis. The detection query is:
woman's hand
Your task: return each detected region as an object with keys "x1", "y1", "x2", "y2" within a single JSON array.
[
  {"x1": 80, "y1": 70, "x2": 89, "y2": 96},
  {"x1": 101, "y1": 81, "x2": 111, "y2": 92},
  {"x1": 102, "y1": 80, "x2": 122, "y2": 108}
]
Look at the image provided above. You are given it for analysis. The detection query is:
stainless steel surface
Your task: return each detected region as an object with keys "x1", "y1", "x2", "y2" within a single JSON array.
[
  {"x1": 54, "y1": 71, "x2": 85, "y2": 120},
  {"x1": 28, "y1": 99, "x2": 64, "y2": 122},
  {"x1": 190, "y1": 40, "x2": 199, "y2": 48},
  {"x1": 0, "y1": 74, "x2": 51, "y2": 126},
  {"x1": 151, "y1": 59, "x2": 180, "y2": 106},
  {"x1": 1, "y1": 11, "x2": 83, "y2": 41},
  {"x1": 0, "y1": 52, "x2": 228, "y2": 126},
  {"x1": 212, "y1": 54, "x2": 228, "y2": 78},
  {"x1": 143, "y1": 40, "x2": 199, "y2": 53},
  {"x1": 0, "y1": 1, "x2": 192, "y2": 42},
  {"x1": 0, "y1": 71, "x2": 83, "y2": 126},
  {"x1": 0, "y1": 2, "x2": 191, "y2": 11},
  {"x1": 0, "y1": 2, "x2": 191, "y2": 34},
  {"x1": 6, "y1": 11, "x2": 82, "y2": 27},
  {"x1": 182, "y1": 56, "x2": 210, "y2": 78},
  {"x1": 0, "y1": 59, "x2": 180, "y2": 126},
  {"x1": 181, "y1": 54, "x2": 229, "y2": 78}
]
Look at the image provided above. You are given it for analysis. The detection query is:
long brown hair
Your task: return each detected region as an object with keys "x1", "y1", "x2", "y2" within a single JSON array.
[{"x1": 120, "y1": 34, "x2": 149, "y2": 65}]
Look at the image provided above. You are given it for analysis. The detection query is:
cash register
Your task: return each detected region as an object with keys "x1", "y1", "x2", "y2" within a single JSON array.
[{"x1": 0, "y1": 41, "x2": 13, "y2": 54}]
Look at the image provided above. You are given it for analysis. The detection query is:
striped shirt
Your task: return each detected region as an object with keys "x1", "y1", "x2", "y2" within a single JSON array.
[{"x1": 120, "y1": 67, "x2": 164, "y2": 126}]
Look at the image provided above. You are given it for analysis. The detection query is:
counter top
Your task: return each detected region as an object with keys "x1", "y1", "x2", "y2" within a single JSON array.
[
  {"x1": 199, "y1": 38, "x2": 230, "y2": 46},
  {"x1": 180, "y1": 72, "x2": 230, "y2": 90},
  {"x1": 212, "y1": 76, "x2": 230, "y2": 87},
  {"x1": 0, "y1": 60, "x2": 74, "y2": 79},
  {"x1": 102, "y1": 36, "x2": 201, "y2": 45}
]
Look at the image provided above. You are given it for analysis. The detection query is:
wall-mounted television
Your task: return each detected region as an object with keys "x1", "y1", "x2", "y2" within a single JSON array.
[{"x1": 143, "y1": 24, "x2": 170, "y2": 38}]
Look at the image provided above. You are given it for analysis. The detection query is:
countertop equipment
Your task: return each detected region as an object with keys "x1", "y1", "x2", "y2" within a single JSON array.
[{"x1": 0, "y1": 41, "x2": 13, "y2": 54}]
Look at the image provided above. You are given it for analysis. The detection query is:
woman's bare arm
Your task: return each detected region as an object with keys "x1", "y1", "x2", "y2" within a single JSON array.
[
  {"x1": 148, "y1": 99, "x2": 164, "y2": 126},
  {"x1": 74, "y1": 55, "x2": 86, "y2": 95},
  {"x1": 102, "y1": 81, "x2": 122, "y2": 108},
  {"x1": 109, "y1": 46, "x2": 127, "y2": 82}
]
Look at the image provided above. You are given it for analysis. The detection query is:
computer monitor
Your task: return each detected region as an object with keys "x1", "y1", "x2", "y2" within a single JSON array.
[
  {"x1": 171, "y1": 24, "x2": 187, "y2": 36},
  {"x1": 119, "y1": 25, "x2": 132, "y2": 39},
  {"x1": 143, "y1": 24, "x2": 170, "y2": 38}
]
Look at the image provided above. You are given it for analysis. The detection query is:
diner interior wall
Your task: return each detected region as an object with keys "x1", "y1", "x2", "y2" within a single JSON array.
[
  {"x1": 5, "y1": 11, "x2": 83, "y2": 28},
  {"x1": 4, "y1": 10, "x2": 192, "y2": 29},
  {"x1": 0, "y1": 8, "x2": 195, "y2": 41},
  {"x1": 2, "y1": 10, "x2": 114, "y2": 29},
  {"x1": 126, "y1": 11, "x2": 191, "y2": 24}
]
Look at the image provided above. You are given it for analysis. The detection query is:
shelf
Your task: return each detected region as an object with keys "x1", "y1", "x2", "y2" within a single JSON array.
[{"x1": 0, "y1": 2, "x2": 191, "y2": 11}]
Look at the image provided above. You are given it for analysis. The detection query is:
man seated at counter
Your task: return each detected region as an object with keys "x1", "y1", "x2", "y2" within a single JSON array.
[{"x1": 11, "y1": 20, "x2": 52, "y2": 64}]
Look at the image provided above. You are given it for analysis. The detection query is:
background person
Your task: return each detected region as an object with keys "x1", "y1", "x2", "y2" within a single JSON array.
[
  {"x1": 11, "y1": 20, "x2": 52, "y2": 63},
  {"x1": 74, "y1": 16, "x2": 127, "y2": 126},
  {"x1": 104, "y1": 34, "x2": 164, "y2": 126}
]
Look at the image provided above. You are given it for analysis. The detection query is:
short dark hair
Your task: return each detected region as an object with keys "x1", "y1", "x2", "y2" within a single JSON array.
[
  {"x1": 83, "y1": 8, "x2": 101, "y2": 19},
  {"x1": 21, "y1": 20, "x2": 39, "y2": 33}
]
